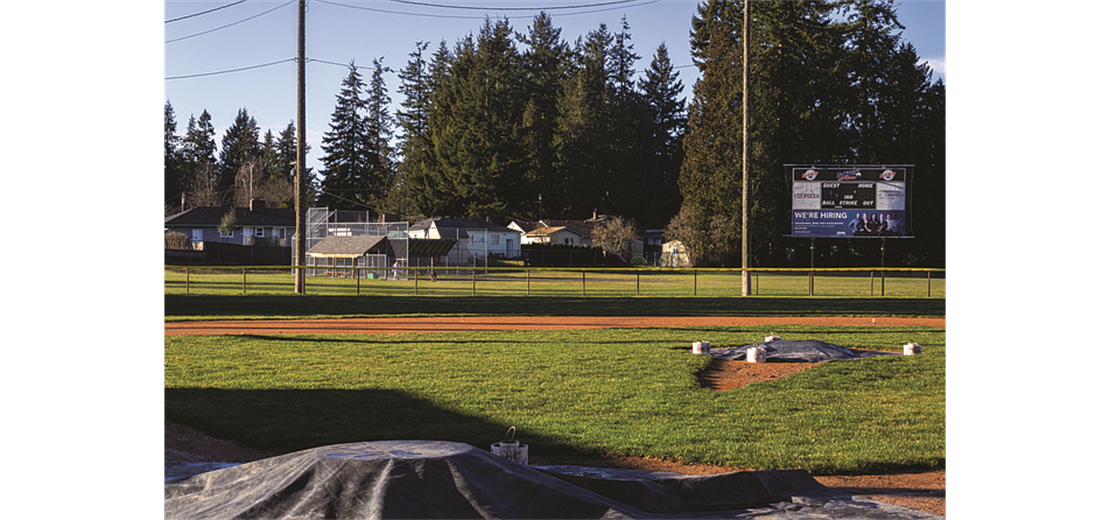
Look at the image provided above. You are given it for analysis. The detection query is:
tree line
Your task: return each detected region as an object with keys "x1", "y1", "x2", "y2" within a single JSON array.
[
  {"x1": 164, "y1": 105, "x2": 309, "y2": 212},
  {"x1": 679, "y1": 0, "x2": 945, "y2": 267},
  {"x1": 164, "y1": 0, "x2": 944, "y2": 267}
]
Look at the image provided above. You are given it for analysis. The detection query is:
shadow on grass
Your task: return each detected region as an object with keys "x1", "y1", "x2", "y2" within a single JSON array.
[
  {"x1": 165, "y1": 387, "x2": 585, "y2": 459},
  {"x1": 165, "y1": 295, "x2": 945, "y2": 320}
]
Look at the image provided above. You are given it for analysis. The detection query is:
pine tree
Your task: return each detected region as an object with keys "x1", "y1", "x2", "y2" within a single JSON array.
[
  {"x1": 218, "y1": 108, "x2": 262, "y2": 201},
  {"x1": 638, "y1": 43, "x2": 687, "y2": 227},
  {"x1": 551, "y1": 24, "x2": 612, "y2": 218},
  {"x1": 519, "y1": 12, "x2": 569, "y2": 220},
  {"x1": 181, "y1": 110, "x2": 217, "y2": 175},
  {"x1": 363, "y1": 58, "x2": 397, "y2": 210},
  {"x1": 318, "y1": 61, "x2": 390, "y2": 211},
  {"x1": 181, "y1": 109, "x2": 221, "y2": 207},
  {"x1": 423, "y1": 19, "x2": 528, "y2": 220},
  {"x1": 164, "y1": 101, "x2": 188, "y2": 211},
  {"x1": 680, "y1": 14, "x2": 745, "y2": 265}
]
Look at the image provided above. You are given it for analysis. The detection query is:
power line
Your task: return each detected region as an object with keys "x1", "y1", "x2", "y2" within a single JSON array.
[
  {"x1": 166, "y1": 58, "x2": 295, "y2": 80},
  {"x1": 388, "y1": 0, "x2": 639, "y2": 11},
  {"x1": 165, "y1": 0, "x2": 247, "y2": 24},
  {"x1": 165, "y1": 0, "x2": 294, "y2": 44},
  {"x1": 318, "y1": 0, "x2": 659, "y2": 20}
]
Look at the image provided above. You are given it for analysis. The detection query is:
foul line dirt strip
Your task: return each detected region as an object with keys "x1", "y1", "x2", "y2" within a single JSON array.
[{"x1": 165, "y1": 316, "x2": 944, "y2": 336}]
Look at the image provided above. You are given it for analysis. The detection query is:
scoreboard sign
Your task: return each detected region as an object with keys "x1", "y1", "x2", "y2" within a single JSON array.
[{"x1": 787, "y1": 165, "x2": 911, "y2": 238}]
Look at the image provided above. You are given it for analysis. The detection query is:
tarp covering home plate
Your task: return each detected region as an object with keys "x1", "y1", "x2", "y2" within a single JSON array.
[{"x1": 165, "y1": 440, "x2": 940, "y2": 519}]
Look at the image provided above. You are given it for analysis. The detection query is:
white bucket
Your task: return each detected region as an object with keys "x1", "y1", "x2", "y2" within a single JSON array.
[
  {"x1": 490, "y1": 441, "x2": 529, "y2": 465},
  {"x1": 692, "y1": 341, "x2": 711, "y2": 354},
  {"x1": 764, "y1": 335, "x2": 781, "y2": 342},
  {"x1": 747, "y1": 346, "x2": 767, "y2": 363},
  {"x1": 903, "y1": 342, "x2": 922, "y2": 355}
]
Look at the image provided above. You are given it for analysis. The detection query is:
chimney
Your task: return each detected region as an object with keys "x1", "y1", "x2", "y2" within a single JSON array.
[{"x1": 250, "y1": 198, "x2": 265, "y2": 212}]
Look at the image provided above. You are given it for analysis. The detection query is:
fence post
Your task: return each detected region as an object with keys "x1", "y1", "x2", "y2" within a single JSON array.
[
  {"x1": 185, "y1": 268, "x2": 190, "y2": 295},
  {"x1": 242, "y1": 268, "x2": 247, "y2": 295},
  {"x1": 357, "y1": 268, "x2": 360, "y2": 295},
  {"x1": 694, "y1": 269, "x2": 697, "y2": 296},
  {"x1": 414, "y1": 269, "x2": 418, "y2": 295},
  {"x1": 636, "y1": 272, "x2": 640, "y2": 296},
  {"x1": 870, "y1": 271, "x2": 874, "y2": 297},
  {"x1": 927, "y1": 271, "x2": 932, "y2": 297},
  {"x1": 526, "y1": 269, "x2": 530, "y2": 296},
  {"x1": 472, "y1": 269, "x2": 476, "y2": 296},
  {"x1": 582, "y1": 270, "x2": 586, "y2": 297}
]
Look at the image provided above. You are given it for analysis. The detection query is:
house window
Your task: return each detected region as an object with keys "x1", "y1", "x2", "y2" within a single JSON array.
[
  {"x1": 255, "y1": 227, "x2": 265, "y2": 237},
  {"x1": 220, "y1": 228, "x2": 234, "y2": 238},
  {"x1": 564, "y1": 238, "x2": 574, "y2": 245},
  {"x1": 490, "y1": 234, "x2": 500, "y2": 246}
]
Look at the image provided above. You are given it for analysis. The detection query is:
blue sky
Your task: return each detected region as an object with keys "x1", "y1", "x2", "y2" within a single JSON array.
[{"x1": 164, "y1": 0, "x2": 945, "y2": 184}]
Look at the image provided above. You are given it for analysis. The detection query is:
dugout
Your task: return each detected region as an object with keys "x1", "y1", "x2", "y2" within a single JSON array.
[{"x1": 306, "y1": 235, "x2": 399, "y2": 279}]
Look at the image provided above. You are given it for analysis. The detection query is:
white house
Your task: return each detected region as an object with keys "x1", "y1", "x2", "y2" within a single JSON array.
[
  {"x1": 508, "y1": 219, "x2": 597, "y2": 247},
  {"x1": 409, "y1": 217, "x2": 522, "y2": 263}
]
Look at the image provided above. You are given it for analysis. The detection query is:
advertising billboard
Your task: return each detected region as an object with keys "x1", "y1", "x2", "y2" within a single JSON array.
[{"x1": 787, "y1": 165, "x2": 912, "y2": 238}]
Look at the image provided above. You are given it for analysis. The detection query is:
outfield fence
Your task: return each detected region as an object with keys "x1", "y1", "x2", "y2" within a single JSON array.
[{"x1": 164, "y1": 265, "x2": 944, "y2": 298}]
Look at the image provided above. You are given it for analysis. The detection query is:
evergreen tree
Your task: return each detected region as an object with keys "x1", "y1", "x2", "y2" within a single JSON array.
[
  {"x1": 551, "y1": 24, "x2": 613, "y2": 218},
  {"x1": 680, "y1": 15, "x2": 745, "y2": 265},
  {"x1": 164, "y1": 101, "x2": 188, "y2": 211},
  {"x1": 181, "y1": 109, "x2": 220, "y2": 207},
  {"x1": 638, "y1": 43, "x2": 687, "y2": 227},
  {"x1": 363, "y1": 58, "x2": 397, "y2": 210},
  {"x1": 318, "y1": 61, "x2": 390, "y2": 211},
  {"x1": 218, "y1": 108, "x2": 262, "y2": 201},
  {"x1": 683, "y1": 0, "x2": 943, "y2": 267},
  {"x1": 388, "y1": 41, "x2": 433, "y2": 217},
  {"x1": 423, "y1": 19, "x2": 528, "y2": 220},
  {"x1": 181, "y1": 109, "x2": 218, "y2": 177},
  {"x1": 518, "y1": 12, "x2": 570, "y2": 220},
  {"x1": 401, "y1": 40, "x2": 454, "y2": 218}
]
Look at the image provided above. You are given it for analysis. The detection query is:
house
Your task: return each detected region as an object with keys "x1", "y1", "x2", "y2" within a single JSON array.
[
  {"x1": 408, "y1": 217, "x2": 522, "y2": 263},
  {"x1": 508, "y1": 218, "x2": 596, "y2": 247},
  {"x1": 164, "y1": 199, "x2": 295, "y2": 248}
]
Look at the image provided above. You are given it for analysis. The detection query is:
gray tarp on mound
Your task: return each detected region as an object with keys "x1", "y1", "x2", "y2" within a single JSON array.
[
  {"x1": 711, "y1": 339, "x2": 901, "y2": 362},
  {"x1": 164, "y1": 440, "x2": 940, "y2": 519}
]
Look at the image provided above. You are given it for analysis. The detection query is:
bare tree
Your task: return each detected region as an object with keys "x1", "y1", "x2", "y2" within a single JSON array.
[
  {"x1": 592, "y1": 215, "x2": 638, "y2": 259},
  {"x1": 186, "y1": 164, "x2": 226, "y2": 208},
  {"x1": 234, "y1": 156, "x2": 267, "y2": 207}
]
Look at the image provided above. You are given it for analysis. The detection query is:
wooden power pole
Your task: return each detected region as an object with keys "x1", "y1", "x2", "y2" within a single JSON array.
[
  {"x1": 740, "y1": 0, "x2": 751, "y2": 296},
  {"x1": 294, "y1": 0, "x2": 307, "y2": 293}
]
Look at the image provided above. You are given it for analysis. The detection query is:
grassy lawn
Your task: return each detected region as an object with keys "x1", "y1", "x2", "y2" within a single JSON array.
[
  {"x1": 164, "y1": 269, "x2": 944, "y2": 321},
  {"x1": 165, "y1": 325, "x2": 944, "y2": 475}
]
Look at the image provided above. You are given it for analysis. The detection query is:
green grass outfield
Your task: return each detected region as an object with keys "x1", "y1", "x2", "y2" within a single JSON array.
[{"x1": 165, "y1": 270, "x2": 944, "y2": 474}]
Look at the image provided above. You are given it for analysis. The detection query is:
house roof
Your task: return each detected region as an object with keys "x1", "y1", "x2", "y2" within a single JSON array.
[
  {"x1": 411, "y1": 217, "x2": 519, "y2": 234},
  {"x1": 525, "y1": 225, "x2": 586, "y2": 238},
  {"x1": 165, "y1": 206, "x2": 296, "y2": 228},
  {"x1": 408, "y1": 239, "x2": 458, "y2": 257},
  {"x1": 538, "y1": 219, "x2": 595, "y2": 236},
  {"x1": 307, "y1": 236, "x2": 388, "y2": 258}
]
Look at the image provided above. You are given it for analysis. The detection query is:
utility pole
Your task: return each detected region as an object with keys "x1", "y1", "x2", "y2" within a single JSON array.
[
  {"x1": 740, "y1": 0, "x2": 751, "y2": 295},
  {"x1": 294, "y1": 0, "x2": 307, "y2": 293}
]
